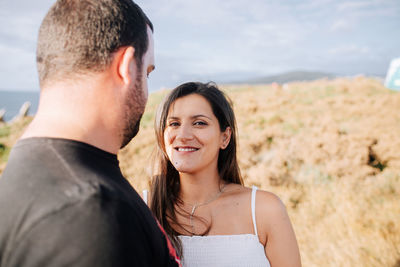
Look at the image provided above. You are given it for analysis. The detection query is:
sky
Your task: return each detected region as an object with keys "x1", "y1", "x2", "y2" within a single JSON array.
[{"x1": 0, "y1": 0, "x2": 399, "y2": 92}]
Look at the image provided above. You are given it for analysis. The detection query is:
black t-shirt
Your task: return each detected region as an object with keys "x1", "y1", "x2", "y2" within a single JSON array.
[{"x1": 0, "y1": 138, "x2": 180, "y2": 267}]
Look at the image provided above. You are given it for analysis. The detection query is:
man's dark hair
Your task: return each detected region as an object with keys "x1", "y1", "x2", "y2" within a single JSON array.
[{"x1": 36, "y1": 0, "x2": 153, "y2": 86}]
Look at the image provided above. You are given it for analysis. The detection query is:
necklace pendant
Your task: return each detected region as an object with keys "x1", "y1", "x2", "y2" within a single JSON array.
[
  {"x1": 190, "y1": 205, "x2": 197, "y2": 235},
  {"x1": 191, "y1": 205, "x2": 197, "y2": 216}
]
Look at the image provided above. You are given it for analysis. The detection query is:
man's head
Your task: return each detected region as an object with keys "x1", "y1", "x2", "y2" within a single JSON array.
[
  {"x1": 37, "y1": 0, "x2": 153, "y2": 86},
  {"x1": 36, "y1": 0, "x2": 155, "y2": 148}
]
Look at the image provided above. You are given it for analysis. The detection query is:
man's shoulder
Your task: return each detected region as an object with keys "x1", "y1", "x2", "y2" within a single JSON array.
[
  {"x1": 1, "y1": 137, "x2": 101, "y2": 197},
  {"x1": 1, "y1": 137, "x2": 121, "y2": 190},
  {"x1": 0, "y1": 137, "x2": 123, "y2": 242}
]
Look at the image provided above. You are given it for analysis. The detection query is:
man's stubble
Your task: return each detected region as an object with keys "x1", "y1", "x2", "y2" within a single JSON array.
[{"x1": 120, "y1": 71, "x2": 147, "y2": 149}]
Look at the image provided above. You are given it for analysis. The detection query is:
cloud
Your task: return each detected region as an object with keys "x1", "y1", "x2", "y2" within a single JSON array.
[
  {"x1": 330, "y1": 19, "x2": 353, "y2": 32},
  {"x1": 139, "y1": 0, "x2": 244, "y2": 26},
  {"x1": 0, "y1": 0, "x2": 54, "y2": 90},
  {"x1": 140, "y1": 0, "x2": 314, "y2": 77},
  {"x1": 0, "y1": 43, "x2": 38, "y2": 89},
  {"x1": 109, "y1": 0, "x2": 400, "y2": 78},
  {"x1": 328, "y1": 44, "x2": 370, "y2": 56},
  {"x1": 337, "y1": 1, "x2": 373, "y2": 11},
  {"x1": 336, "y1": 0, "x2": 399, "y2": 17}
]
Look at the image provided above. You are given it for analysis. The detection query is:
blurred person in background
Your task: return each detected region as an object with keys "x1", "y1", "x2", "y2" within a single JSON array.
[
  {"x1": 0, "y1": 0, "x2": 181, "y2": 266},
  {"x1": 143, "y1": 82, "x2": 301, "y2": 266}
]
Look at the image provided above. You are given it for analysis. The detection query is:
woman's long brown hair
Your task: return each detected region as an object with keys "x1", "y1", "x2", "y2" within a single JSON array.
[{"x1": 150, "y1": 82, "x2": 243, "y2": 256}]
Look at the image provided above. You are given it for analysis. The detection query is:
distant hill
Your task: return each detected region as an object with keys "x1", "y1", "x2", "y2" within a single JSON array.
[{"x1": 231, "y1": 70, "x2": 336, "y2": 84}]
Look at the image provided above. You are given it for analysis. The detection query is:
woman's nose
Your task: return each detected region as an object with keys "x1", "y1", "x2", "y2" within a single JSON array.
[{"x1": 176, "y1": 124, "x2": 193, "y2": 141}]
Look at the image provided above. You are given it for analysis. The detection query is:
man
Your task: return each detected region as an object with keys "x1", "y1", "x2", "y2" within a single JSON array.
[{"x1": 0, "y1": 0, "x2": 180, "y2": 266}]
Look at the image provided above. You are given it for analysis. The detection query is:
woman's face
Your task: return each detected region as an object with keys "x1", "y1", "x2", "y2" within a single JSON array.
[{"x1": 163, "y1": 94, "x2": 231, "y2": 175}]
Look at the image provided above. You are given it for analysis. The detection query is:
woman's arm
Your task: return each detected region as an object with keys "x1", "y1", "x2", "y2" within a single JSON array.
[{"x1": 256, "y1": 190, "x2": 301, "y2": 267}]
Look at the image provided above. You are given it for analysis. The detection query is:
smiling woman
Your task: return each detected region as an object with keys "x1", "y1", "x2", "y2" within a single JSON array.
[
  {"x1": 146, "y1": 82, "x2": 301, "y2": 267},
  {"x1": 164, "y1": 93, "x2": 230, "y2": 175}
]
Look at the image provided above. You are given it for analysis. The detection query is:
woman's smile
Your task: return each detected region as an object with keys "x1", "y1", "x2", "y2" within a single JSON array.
[{"x1": 174, "y1": 146, "x2": 199, "y2": 152}]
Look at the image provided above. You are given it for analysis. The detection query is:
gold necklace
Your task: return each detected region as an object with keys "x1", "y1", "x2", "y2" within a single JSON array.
[{"x1": 183, "y1": 184, "x2": 227, "y2": 235}]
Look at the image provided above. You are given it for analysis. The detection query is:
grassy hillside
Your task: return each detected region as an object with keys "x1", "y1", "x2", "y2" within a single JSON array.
[{"x1": 1, "y1": 76, "x2": 400, "y2": 266}]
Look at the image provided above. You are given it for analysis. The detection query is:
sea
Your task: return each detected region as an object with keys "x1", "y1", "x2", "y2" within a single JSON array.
[{"x1": 0, "y1": 90, "x2": 39, "y2": 122}]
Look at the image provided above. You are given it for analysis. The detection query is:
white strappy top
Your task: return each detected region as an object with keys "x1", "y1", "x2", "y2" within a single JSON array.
[{"x1": 143, "y1": 186, "x2": 270, "y2": 267}]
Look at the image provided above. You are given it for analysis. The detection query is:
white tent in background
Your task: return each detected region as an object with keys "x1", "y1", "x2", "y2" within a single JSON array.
[{"x1": 385, "y1": 57, "x2": 400, "y2": 91}]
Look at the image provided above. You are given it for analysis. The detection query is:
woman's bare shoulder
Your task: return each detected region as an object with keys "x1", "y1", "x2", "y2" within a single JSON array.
[
  {"x1": 227, "y1": 185, "x2": 283, "y2": 204},
  {"x1": 253, "y1": 188, "x2": 292, "y2": 237},
  {"x1": 223, "y1": 184, "x2": 285, "y2": 210},
  {"x1": 255, "y1": 188, "x2": 285, "y2": 210}
]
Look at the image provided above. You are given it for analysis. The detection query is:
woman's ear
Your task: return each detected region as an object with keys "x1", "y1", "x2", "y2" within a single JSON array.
[{"x1": 220, "y1": 127, "x2": 232, "y2": 149}]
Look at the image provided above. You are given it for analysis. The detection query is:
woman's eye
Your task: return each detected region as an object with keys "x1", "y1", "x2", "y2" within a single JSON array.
[
  {"x1": 168, "y1": 122, "x2": 180, "y2": 127},
  {"x1": 194, "y1": 121, "x2": 207, "y2": 126}
]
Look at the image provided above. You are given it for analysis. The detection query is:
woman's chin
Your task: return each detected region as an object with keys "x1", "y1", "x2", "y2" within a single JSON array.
[
  {"x1": 172, "y1": 161, "x2": 195, "y2": 173},
  {"x1": 176, "y1": 168, "x2": 193, "y2": 174},
  {"x1": 175, "y1": 166, "x2": 198, "y2": 175}
]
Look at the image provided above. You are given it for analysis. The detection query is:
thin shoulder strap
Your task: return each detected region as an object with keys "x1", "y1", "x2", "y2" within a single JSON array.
[
  {"x1": 143, "y1": 189, "x2": 148, "y2": 205},
  {"x1": 251, "y1": 185, "x2": 258, "y2": 236}
]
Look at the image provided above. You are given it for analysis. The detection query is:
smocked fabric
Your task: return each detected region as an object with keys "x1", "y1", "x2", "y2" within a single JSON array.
[{"x1": 178, "y1": 186, "x2": 271, "y2": 267}]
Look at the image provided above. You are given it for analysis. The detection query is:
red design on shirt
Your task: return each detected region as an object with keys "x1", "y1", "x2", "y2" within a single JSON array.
[{"x1": 156, "y1": 220, "x2": 182, "y2": 266}]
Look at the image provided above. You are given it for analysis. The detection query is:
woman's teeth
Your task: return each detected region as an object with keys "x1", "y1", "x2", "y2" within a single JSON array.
[{"x1": 177, "y1": 148, "x2": 197, "y2": 152}]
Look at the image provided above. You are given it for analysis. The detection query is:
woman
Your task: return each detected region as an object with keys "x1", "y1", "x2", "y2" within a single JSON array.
[{"x1": 146, "y1": 82, "x2": 301, "y2": 266}]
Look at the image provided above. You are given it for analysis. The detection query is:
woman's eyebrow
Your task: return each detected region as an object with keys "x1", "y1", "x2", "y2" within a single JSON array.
[
  {"x1": 166, "y1": 116, "x2": 180, "y2": 120},
  {"x1": 167, "y1": 114, "x2": 212, "y2": 120},
  {"x1": 191, "y1": 114, "x2": 212, "y2": 120}
]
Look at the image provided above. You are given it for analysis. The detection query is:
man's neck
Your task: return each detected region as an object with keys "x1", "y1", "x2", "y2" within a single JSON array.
[{"x1": 21, "y1": 78, "x2": 123, "y2": 154}]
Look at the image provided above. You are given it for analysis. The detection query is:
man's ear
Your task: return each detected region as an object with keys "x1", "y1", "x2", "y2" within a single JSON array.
[
  {"x1": 116, "y1": 46, "x2": 136, "y2": 85},
  {"x1": 220, "y1": 127, "x2": 232, "y2": 149}
]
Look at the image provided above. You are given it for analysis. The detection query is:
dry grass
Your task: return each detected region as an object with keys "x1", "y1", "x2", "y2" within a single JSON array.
[
  {"x1": 0, "y1": 117, "x2": 32, "y2": 172},
  {"x1": 1, "y1": 76, "x2": 399, "y2": 266}
]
